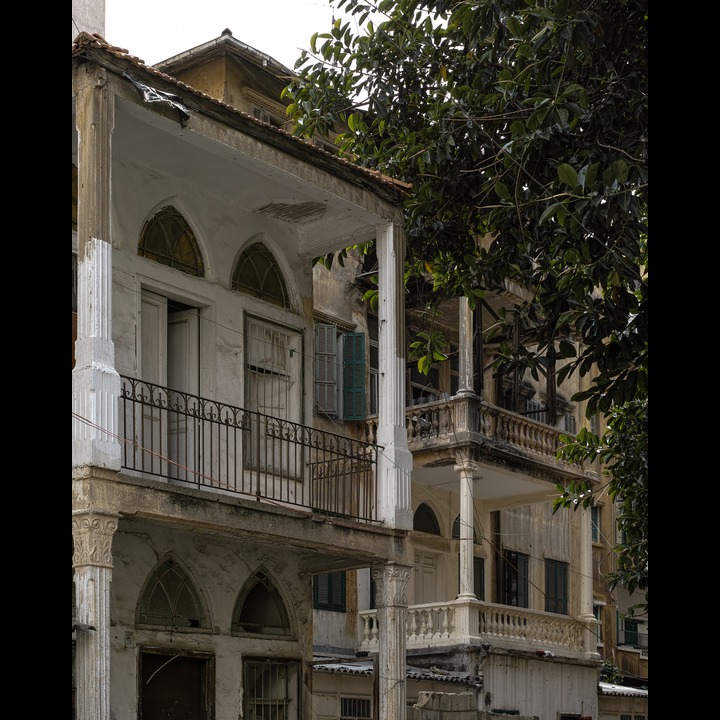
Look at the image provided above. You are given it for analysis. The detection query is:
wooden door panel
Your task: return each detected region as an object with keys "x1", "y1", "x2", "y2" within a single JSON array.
[{"x1": 140, "y1": 651, "x2": 211, "y2": 720}]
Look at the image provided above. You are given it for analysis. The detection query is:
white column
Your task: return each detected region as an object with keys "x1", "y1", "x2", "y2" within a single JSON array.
[
  {"x1": 457, "y1": 297, "x2": 475, "y2": 396},
  {"x1": 578, "y1": 505, "x2": 601, "y2": 659},
  {"x1": 73, "y1": 511, "x2": 119, "y2": 720},
  {"x1": 454, "y1": 455, "x2": 479, "y2": 599},
  {"x1": 375, "y1": 221, "x2": 413, "y2": 530},
  {"x1": 72, "y1": 63, "x2": 121, "y2": 471},
  {"x1": 372, "y1": 563, "x2": 411, "y2": 720}
]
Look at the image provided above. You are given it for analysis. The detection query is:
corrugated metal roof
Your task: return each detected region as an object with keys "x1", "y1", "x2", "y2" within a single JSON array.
[
  {"x1": 312, "y1": 660, "x2": 481, "y2": 687},
  {"x1": 598, "y1": 681, "x2": 648, "y2": 697}
]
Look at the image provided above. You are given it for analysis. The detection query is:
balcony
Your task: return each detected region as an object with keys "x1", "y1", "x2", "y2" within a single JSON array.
[
  {"x1": 616, "y1": 635, "x2": 649, "y2": 680},
  {"x1": 362, "y1": 395, "x2": 598, "y2": 485},
  {"x1": 359, "y1": 599, "x2": 586, "y2": 658},
  {"x1": 119, "y1": 376, "x2": 380, "y2": 523},
  {"x1": 617, "y1": 629, "x2": 648, "y2": 652}
]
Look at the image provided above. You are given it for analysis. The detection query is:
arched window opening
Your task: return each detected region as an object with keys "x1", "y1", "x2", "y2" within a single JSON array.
[
  {"x1": 413, "y1": 503, "x2": 441, "y2": 535},
  {"x1": 233, "y1": 571, "x2": 291, "y2": 636},
  {"x1": 136, "y1": 557, "x2": 207, "y2": 628},
  {"x1": 452, "y1": 514, "x2": 479, "y2": 543},
  {"x1": 232, "y1": 243, "x2": 289, "y2": 309},
  {"x1": 138, "y1": 205, "x2": 205, "y2": 277}
]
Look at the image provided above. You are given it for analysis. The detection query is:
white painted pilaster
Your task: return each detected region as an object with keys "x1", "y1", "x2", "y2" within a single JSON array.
[
  {"x1": 72, "y1": 64, "x2": 121, "y2": 470},
  {"x1": 375, "y1": 221, "x2": 412, "y2": 530}
]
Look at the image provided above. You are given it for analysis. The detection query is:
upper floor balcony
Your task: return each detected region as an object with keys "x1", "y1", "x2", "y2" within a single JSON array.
[
  {"x1": 119, "y1": 376, "x2": 380, "y2": 524},
  {"x1": 117, "y1": 376, "x2": 598, "y2": 528},
  {"x1": 616, "y1": 634, "x2": 648, "y2": 681},
  {"x1": 362, "y1": 394, "x2": 598, "y2": 489},
  {"x1": 358, "y1": 597, "x2": 588, "y2": 660}
]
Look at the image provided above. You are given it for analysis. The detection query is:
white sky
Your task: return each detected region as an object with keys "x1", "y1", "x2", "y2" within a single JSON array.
[{"x1": 104, "y1": 0, "x2": 349, "y2": 69}]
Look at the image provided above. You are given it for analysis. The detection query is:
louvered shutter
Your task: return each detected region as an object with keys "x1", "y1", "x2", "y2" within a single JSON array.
[
  {"x1": 343, "y1": 332, "x2": 365, "y2": 420},
  {"x1": 314, "y1": 324, "x2": 337, "y2": 414},
  {"x1": 313, "y1": 572, "x2": 346, "y2": 611}
]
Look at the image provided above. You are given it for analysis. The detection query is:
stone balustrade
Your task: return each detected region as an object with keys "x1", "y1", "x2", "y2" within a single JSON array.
[
  {"x1": 359, "y1": 598, "x2": 586, "y2": 656},
  {"x1": 361, "y1": 396, "x2": 597, "y2": 480}
]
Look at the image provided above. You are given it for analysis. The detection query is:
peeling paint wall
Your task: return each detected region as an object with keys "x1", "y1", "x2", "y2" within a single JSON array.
[{"x1": 108, "y1": 518, "x2": 314, "y2": 719}]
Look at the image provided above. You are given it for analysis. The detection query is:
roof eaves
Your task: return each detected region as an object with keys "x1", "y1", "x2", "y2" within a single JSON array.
[
  {"x1": 71, "y1": 32, "x2": 411, "y2": 203},
  {"x1": 154, "y1": 28, "x2": 296, "y2": 79}
]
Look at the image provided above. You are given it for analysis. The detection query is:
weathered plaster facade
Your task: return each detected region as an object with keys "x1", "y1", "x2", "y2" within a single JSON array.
[
  {"x1": 73, "y1": 11, "x2": 646, "y2": 718},
  {"x1": 72, "y1": 29, "x2": 412, "y2": 720}
]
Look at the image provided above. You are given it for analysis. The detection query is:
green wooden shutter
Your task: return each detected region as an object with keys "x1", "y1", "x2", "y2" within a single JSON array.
[
  {"x1": 315, "y1": 324, "x2": 337, "y2": 414},
  {"x1": 343, "y1": 332, "x2": 365, "y2": 420},
  {"x1": 313, "y1": 572, "x2": 346, "y2": 611}
]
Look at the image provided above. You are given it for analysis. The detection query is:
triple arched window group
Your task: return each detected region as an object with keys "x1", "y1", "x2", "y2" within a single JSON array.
[
  {"x1": 138, "y1": 204, "x2": 290, "y2": 309},
  {"x1": 136, "y1": 556, "x2": 293, "y2": 637}
]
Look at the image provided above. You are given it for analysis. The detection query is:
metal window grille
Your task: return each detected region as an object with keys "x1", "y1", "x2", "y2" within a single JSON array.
[
  {"x1": 244, "y1": 659, "x2": 298, "y2": 720},
  {"x1": 341, "y1": 697, "x2": 371, "y2": 720}
]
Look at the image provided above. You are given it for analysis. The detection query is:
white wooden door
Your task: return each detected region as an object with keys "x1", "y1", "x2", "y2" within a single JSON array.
[
  {"x1": 140, "y1": 290, "x2": 200, "y2": 481},
  {"x1": 414, "y1": 551, "x2": 439, "y2": 605},
  {"x1": 167, "y1": 308, "x2": 200, "y2": 481}
]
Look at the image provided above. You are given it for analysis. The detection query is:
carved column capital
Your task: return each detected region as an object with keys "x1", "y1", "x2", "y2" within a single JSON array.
[
  {"x1": 72, "y1": 511, "x2": 119, "y2": 569},
  {"x1": 453, "y1": 453, "x2": 479, "y2": 477},
  {"x1": 371, "y1": 563, "x2": 412, "y2": 607}
]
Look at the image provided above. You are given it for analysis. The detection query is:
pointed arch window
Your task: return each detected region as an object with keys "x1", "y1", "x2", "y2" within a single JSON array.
[
  {"x1": 136, "y1": 557, "x2": 207, "y2": 628},
  {"x1": 138, "y1": 205, "x2": 205, "y2": 277},
  {"x1": 233, "y1": 571, "x2": 292, "y2": 636},
  {"x1": 413, "y1": 503, "x2": 441, "y2": 535},
  {"x1": 232, "y1": 243, "x2": 289, "y2": 309}
]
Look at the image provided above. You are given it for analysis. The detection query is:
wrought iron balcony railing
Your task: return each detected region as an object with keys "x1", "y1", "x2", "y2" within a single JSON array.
[{"x1": 119, "y1": 376, "x2": 380, "y2": 523}]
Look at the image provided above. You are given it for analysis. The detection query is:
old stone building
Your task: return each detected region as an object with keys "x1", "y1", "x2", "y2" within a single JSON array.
[{"x1": 72, "y1": 4, "x2": 646, "y2": 718}]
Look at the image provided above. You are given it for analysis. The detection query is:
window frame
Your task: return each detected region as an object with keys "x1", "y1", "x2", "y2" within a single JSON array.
[
  {"x1": 500, "y1": 549, "x2": 529, "y2": 608},
  {"x1": 243, "y1": 657, "x2": 300, "y2": 720},
  {"x1": 368, "y1": 314, "x2": 379, "y2": 415},
  {"x1": 592, "y1": 601, "x2": 604, "y2": 647},
  {"x1": 544, "y1": 558, "x2": 569, "y2": 615},
  {"x1": 313, "y1": 323, "x2": 366, "y2": 420},
  {"x1": 591, "y1": 505, "x2": 601, "y2": 543},
  {"x1": 623, "y1": 617, "x2": 640, "y2": 646},
  {"x1": 313, "y1": 571, "x2": 346, "y2": 612},
  {"x1": 340, "y1": 696, "x2": 372, "y2": 720}
]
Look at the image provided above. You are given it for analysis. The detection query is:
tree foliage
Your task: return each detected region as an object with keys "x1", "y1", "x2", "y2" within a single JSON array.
[
  {"x1": 555, "y1": 398, "x2": 648, "y2": 617},
  {"x1": 285, "y1": 0, "x2": 647, "y2": 610}
]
